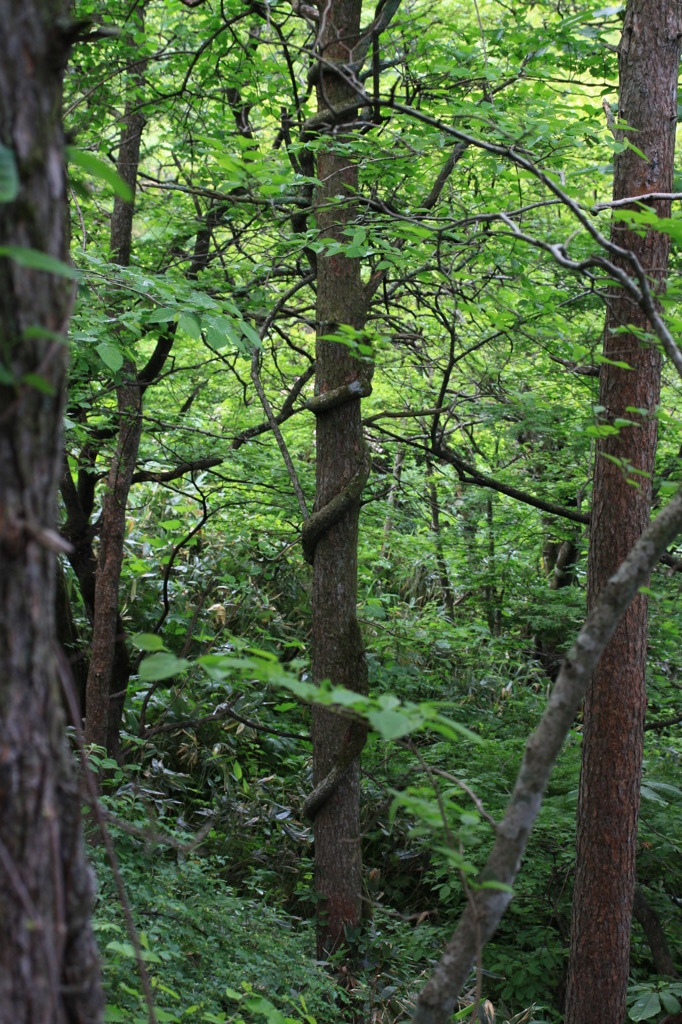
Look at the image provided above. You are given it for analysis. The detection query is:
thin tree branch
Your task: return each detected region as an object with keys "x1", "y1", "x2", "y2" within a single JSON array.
[{"x1": 251, "y1": 349, "x2": 311, "y2": 519}]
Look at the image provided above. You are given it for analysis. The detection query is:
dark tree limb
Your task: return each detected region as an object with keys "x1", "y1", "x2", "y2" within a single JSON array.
[
  {"x1": 131, "y1": 456, "x2": 223, "y2": 484},
  {"x1": 231, "y1": 363, "x2": 315, "y2": 449},
  {"x1": 633, "y1": 885, "x2": 679, "y2": 978},
  {"x1": 644, "y1": 712, "x2": 682, "y2": 731},
  {"x1": 302, "y1": 721, "x2": 368, "y2": 819},
  {"x1": 433, "y1": 441, "x2": 589, "y2": 526},
  {"x1": 302, "y1": 443, "x2": 371, "y2": 563}
]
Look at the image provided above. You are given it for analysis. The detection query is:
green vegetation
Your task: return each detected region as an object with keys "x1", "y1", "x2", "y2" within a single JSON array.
[{"x1": 7, "y1": 0, "x2": 682, "y2": 1020}]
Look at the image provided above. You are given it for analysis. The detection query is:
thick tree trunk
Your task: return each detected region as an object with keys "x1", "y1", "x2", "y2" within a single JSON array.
[
  {"x1": 0, "y1": 2, "x2": 104, "y2": 1019},
  {"x1": 308, "y1": 0, "x2": 371, "y2": 959},
  {"x1": 565, "y1": 6, "x2": 682, "y2": 1023}
]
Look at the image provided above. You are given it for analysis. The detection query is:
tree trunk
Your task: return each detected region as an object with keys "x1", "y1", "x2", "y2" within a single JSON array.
[
  {"x1": 381, "y1": 446, "x2": 405, "y2": 557},
  {"x1": 84, "y1": 373, "x2": 142, "y2": 752},
  {"x1": 426, "y1": 461, "x2": 455, "y2": 618},
  {"x1": 565, "y1": 6, "x2": 682, "y2": 1023},
  {"x1": 85, "y1": 10, "x2": 146, "y2": 754},
  {"x1": 307, "y1": 0, "x2": 371, "y2": 959},
  {"x1": 0, "y1": 2, "x2": 104, "y2": 1019}
]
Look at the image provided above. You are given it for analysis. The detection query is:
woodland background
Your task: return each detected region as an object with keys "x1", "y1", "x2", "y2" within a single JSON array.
[{"x1": 1, "y1": 0, "x2": 682, "y2": 1022}]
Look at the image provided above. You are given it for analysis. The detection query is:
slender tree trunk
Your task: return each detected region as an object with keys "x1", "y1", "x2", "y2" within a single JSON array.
[
  {"x1": 426, "y1": 461, "x2": 455, "y2": 617},
  {"x1": 381, "y1": 446, "x2": 405, "y2": 557},
  {"x1": 308, "y1": 0, "x2": 371, "y2": 959},
  {"x1": 85, "y1": 7, "x2": 146, "y2": 754},
  {"x1": 565, "y1": 6, "x2": 682, "y2": 1022},
  {"x1": 84, "y1": 374, "x2": 142, "y2": 752},
  {"x1": 0, "y1": 2, "x2": 104, "y2": 1019}
]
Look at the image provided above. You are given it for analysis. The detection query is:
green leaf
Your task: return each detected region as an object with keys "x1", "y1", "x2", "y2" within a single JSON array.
[
  {"x1": 21, "y1": 373, "x2": 55, "y2": 395},
  {"x1": 426, "y1": 711, "x2": 481, "y2": 744},
  {"x1": 628, "y1": 992, "x2": 661, "y2": 1021},
  {"x1": 146, "y1": 307, "x2": 178, "y2": 324},
  {"x1": 661, "y1": 992, "x2": 682, "y2": 1014},
  {"x1": 243, "y1": 996, "x2": 288, "y2": 1023},
  {"x1": 23, "y1": 326, "x2": 67, "y2": 343},
  {"x1": 138, "y1": 652, "x2": 191, "y2": 682},
  {"x1": 96, "y1": 342, "x2": 124, "y2": 372},
  {"x1": 646, "y1": 780, "x2": 682, "y2": 797},
  {"x1": 178, "y1": 312, "x2": 202, "y2": 339},
  {"x1": 104, "y1": 1006, "x2": 128, "y2": 1022},
  {"x1": 105, "y1": 940, "x2": 161, "y2": 963},
  {"x1": 476, "y1": 879, "x2": 514, "y2": 893},
  {"x1": 623, "y1": 139, "x2": 648, "y2": 162},
  {"x1": 367, "y1": 708, "x2": 415, "y2": 741},
  {"x1": 66, "y1": 146, "x2": 133, "y2": 201},
  {"x1": 594, "y1": 354, "x2": 633, "y2": 369},
  {"x1": 204, "y1": 315, "x2": 241, "y2": 350},
  {"x1": 239, "y1": 320, "x2": 262, "y2": 348},
  {"x1": 0, "y1": 245, "x2": 80, "y2": 280},
  {"x1": 0, "y1": 143, "x2": 19, "y2": 203},
  {"x1": 132, "y1": 633, "x2": 167, "y2": 652}
]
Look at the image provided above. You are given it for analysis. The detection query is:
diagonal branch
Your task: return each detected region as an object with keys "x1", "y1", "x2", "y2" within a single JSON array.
[{"x1": 413, "y1": 483, "x2": 682, "y2": 1024}]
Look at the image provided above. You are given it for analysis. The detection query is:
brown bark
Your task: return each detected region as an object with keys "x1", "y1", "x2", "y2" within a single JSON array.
[
  {"x1": 0, "y1": 2, "x2": 104, "y2": 1019},
  {"x1": 308, "y1": 0, "x2": 371, "y2": 959},
  {"x1": 565, "y1": 6, "x2": 682, "y2": 1023},
  {"x1": 84, "y1": 374, "x2": 142, "y2": 751}
]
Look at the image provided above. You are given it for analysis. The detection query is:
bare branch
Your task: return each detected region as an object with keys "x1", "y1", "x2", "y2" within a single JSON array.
[{"x1": 593, "y1": 191, "x2": 682, "y2": 211}]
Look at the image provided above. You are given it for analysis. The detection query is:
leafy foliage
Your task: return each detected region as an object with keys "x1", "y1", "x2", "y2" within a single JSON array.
[{"x1": 55, "y1": 0, "x2": 682, "y2": 1018}]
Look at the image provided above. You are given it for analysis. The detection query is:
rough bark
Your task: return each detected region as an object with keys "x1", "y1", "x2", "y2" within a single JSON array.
[
  {"x1": 412, "y1": 485, "x2": 682, "y2": 1024},
  {"x1": 566, "y1": 7, "x2": 682, "y2": 1023},
  {"x1": 0, "y1": 1, "x2": 104, "y2": 1019},
  {"x1": 308, "y1": 0, "x2": 371, "y2": 959}
]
